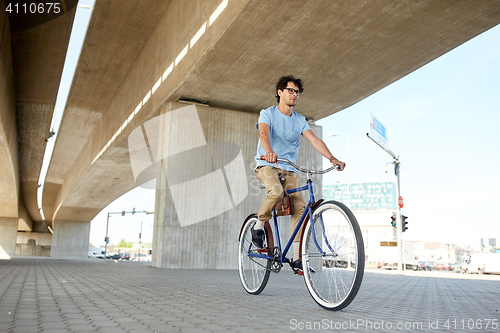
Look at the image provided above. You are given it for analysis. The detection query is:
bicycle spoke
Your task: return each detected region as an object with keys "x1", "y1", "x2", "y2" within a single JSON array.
[
  {"x1": 302, "y1": 201, "x2": 364, "y2": 311},
  {"x1": 238, "y1": 216, "x2": 271, "y2": 295}
]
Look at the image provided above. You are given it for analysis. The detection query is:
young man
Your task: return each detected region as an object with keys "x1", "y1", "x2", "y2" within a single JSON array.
[{"x1": 253, "y1": 75, "x2": 345, "y2": 271}]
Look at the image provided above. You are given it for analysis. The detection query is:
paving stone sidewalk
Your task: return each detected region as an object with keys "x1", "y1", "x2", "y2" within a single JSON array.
[{"x1": 0, "y1": 258, "x2": 499, "y2": 333}]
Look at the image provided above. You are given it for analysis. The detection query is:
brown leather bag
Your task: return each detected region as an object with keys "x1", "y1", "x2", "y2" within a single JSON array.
[{"x1": 274, "y1": 194, "x2": 293, "y2": 216}]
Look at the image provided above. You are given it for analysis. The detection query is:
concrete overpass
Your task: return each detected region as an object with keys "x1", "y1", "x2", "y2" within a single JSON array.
[
  {"x1": 1, "y1": 0, "x2": 78, "y2": 256},
  {"x1": 1, "y1": 0, "x2": 499, "y2": 267}
]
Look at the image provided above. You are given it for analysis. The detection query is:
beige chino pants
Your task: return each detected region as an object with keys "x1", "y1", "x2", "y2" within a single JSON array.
[{"x1": 256, "y1": 166, "x2": 306, "y2": 242}]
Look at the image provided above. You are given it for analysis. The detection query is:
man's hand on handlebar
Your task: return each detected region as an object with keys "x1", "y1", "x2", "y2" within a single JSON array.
[
  {"x1": 263, "y1": 152, "x2": 278, "y2": 166},
  {"x1": 330, "y1": 157, "x2": 346, "y2": 171}
]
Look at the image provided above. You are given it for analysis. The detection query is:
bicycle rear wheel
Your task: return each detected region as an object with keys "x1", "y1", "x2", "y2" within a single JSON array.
[
  {"x1": 238, "y1": 215, "x2": 272, "y2": 295},
  {"x1": 302, "y1": 200, "x2": 364, "y2": 311}
]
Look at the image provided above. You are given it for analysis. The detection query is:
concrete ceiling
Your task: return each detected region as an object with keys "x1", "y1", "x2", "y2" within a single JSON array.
[
  {"x1": 43, "y1": 0, "x2": 173, "y2": 222},
  {"x1": 26, "y1": 0, "x2": 500, "y2": 224},
  {"x1": 175, "y1": 0, "x2": 500, "y2": 120},
  {"x1": 45, "y1": 0, "x2": 172, "y2": 187},
  {"x1": 4, "y1": 0, "x2": 77, "y2": 226}
]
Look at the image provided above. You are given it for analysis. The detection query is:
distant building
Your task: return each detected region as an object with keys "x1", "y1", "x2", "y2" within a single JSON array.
[
  {"x1": 323, "y1": 181, "x2": 397, "y2": 211},
  {"x1": 322, "y1": 181, "x2": 468, "y2": 266},
  {"x1": 412, "y1": 241, "x2": 465, "y2": 263},
  {"x1": 322, "y1": 182, "x2": 397, "y2": 265}
]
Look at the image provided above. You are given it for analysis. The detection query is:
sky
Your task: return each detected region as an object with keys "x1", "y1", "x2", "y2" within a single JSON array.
[
  {"x1": 317, "y1": 24, "x2": 500, "y2": 248},
  {"x1": 47, "y1": 2, "x2": 499, "y2": 249}
]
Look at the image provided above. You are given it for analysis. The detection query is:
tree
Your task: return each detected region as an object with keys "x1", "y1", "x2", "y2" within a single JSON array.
[{"x1": 117, "y1": 238, "x2": 134, "y2": 248}]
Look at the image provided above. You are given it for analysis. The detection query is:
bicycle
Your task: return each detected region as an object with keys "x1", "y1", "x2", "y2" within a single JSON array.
[{"x1": 238, "y1": 157, "x2": 364, "y2": 311}]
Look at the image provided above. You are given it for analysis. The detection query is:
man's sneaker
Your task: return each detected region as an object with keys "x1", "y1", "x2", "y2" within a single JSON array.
[
  {"x1": 290, "y1": 259, "x2": 316, "y2": 274},
  {"x1": 251, "y1": 226, "x2": 265, "y2": 249}
]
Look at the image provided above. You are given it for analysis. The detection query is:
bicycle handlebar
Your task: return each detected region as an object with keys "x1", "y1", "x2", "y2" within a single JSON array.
[{"x1": 259, "y1": 156, "x2": 339, "y2": 175}]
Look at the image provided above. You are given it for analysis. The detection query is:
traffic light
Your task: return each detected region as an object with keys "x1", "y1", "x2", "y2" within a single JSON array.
[
  {"x1": 391, "y1": 213, "x2": 396, "y2": 227},
  {"x1": 402, "y1": 215, "x2": 408, "y2": 232},
  {"x1": 104, "y1": 237, "x2": 110, "y2": 244}
]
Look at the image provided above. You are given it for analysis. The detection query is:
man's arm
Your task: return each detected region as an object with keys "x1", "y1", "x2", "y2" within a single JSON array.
[
  {"x1": 259, "y1": 123, "x2": 278, "y2": 165},
  {"x1": 303, "y1": 129, "x2": 346, "y2": 171}
]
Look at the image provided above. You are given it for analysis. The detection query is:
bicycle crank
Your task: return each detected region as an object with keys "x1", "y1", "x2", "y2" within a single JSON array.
[
  {"x1": 248, "y1": 247, "x2": 282, "y2": 273},
  {"x1": 270, "y1": 246, "x2": 282, "y2": 273}
]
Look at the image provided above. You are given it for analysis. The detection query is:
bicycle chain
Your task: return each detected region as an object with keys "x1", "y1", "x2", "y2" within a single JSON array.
[{"x1": 249, "y1": 246, "x2": 282, "y2": 273}]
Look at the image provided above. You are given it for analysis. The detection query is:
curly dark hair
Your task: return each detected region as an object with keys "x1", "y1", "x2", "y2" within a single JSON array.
[{"x1": 275, "y1": 75, "x2": 304, "y2": 103}]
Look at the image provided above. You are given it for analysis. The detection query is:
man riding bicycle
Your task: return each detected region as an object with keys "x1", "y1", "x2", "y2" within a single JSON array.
[{"x1": 253, "y1": 75, "x2": 346, "y2": 271}]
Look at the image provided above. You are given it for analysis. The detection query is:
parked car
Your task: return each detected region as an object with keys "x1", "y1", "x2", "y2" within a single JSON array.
[
  {"x1": 436, "y1": 263, "x2": 446, "y2": 270},
  {"x1": 120, "y1": 253, "x2": 130, "y2": 260},
  {"x1": 88, "y1": 248, "x2": 105, "y2": 259},
  {"x1": 418, "y1": 261, "x2": 431, "y2": 271},
  {"x1": 107, "y1": 253, "x2": 121, "y2": 260}
]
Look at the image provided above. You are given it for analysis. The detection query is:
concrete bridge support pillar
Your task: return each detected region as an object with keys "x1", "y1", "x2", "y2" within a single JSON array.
[
  {"x1": 0, "y1": 218, "x2": 18, "y2": 259},
  {"x1": 50, "y1": 220, "x2": 90, "y2": 259},
  {"x1": 150, "y1": 102, "x2": 322, "y2": 269}
]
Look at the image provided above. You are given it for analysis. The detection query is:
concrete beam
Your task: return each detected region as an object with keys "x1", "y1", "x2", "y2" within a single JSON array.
[
  {"x1": 0, "y1": 7, "x2": 19, "y2": 219},
  {"x1": 17, "y1": 194, "x2": 33, "y2": 231},
  {"x1": 44, "y1": 0, "x2": 251, "y2": 224},
  {"x1": 8, "y1": 1, "x2": 77, "y2": 223},
  {"x1": 44, "y1": 0, "x2": 173, "y2": 191}
]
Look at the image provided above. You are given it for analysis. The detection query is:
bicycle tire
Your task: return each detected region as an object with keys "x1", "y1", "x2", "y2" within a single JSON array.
[
  {"x1": 302, "y1": 200, "x2": 364, "y2": 311},
  {"x1": 238, "y1": 215, "x2": 272, "y2": 295}
]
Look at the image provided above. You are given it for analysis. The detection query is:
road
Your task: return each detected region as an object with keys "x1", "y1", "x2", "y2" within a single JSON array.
[{"x1": 0, "y1": 259, "x2": 498, "y2": 332}]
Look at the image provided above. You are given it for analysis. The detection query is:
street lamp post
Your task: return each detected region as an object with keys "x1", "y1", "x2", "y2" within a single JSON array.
[{"x1": 328, "y1": 132, "x2": 350, "y2": 207}]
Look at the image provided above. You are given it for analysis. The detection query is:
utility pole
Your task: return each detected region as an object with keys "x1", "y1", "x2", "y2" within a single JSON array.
[
  {"x1": 105, "y1": 212, "x2": 110, "y2": 259},
  {"x1": 138, "y1": 221, "x2": 142, "y2": 262},
  {"x1": 392, "y1": 155, "x2": 404, "y2": 271},
  {"x1": 368, "y1": 135, "x2": 404, "y2": 271}
]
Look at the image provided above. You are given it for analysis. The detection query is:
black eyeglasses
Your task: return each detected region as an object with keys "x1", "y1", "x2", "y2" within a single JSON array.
[{"x1": 283, "y1": 87, "x2": 302, "y2": 96}]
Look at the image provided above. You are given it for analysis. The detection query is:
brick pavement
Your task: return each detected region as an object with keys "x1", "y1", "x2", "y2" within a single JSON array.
[{"x1": 0, "y1": 258, "x2": 499, "y2": 333}]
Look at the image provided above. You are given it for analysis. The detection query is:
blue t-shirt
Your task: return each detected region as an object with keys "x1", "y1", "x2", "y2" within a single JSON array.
[{"x1": 254, "y1": 106, "x2": 311, "y2": 172}]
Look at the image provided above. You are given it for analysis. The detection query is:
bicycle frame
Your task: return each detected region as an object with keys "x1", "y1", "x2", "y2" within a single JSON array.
[
  {"x1": 239, "y1": 158, "x2": 363, "y2": 311},
  {"x1": 247, "y1": 178, "x2": 321, "y2": 264}
]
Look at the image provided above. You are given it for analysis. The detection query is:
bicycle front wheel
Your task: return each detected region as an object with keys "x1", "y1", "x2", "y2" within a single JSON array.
[
  {"x1": 238, "y1": 215, "x2": 271, "y2": 295},
  {"x1": 302, "y1": 201, "x2": 364, "y2": 311}
]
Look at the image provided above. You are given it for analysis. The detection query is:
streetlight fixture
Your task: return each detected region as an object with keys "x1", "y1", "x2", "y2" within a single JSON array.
[{"x1": 328, "y1": 132, "x2": 350, "y2": 207}]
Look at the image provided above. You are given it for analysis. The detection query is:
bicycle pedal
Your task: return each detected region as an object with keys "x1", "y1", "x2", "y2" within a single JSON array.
[{"x1": 291, "y1": 269, "x2": 304, "y2": 275}]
